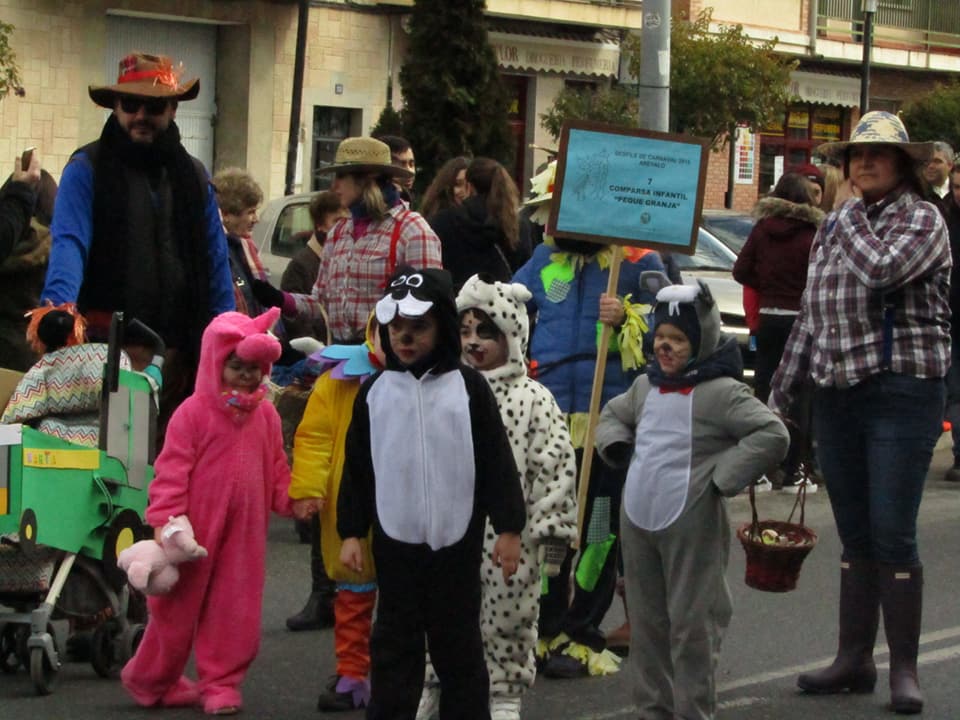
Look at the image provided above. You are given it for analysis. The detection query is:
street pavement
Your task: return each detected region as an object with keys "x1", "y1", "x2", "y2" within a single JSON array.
[{"x1": 2, "y1": 440, "x2": 959, "y2": 719}]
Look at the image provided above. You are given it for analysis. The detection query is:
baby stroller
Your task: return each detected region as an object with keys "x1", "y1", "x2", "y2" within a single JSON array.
[{"x1": 0, "y1": 313, "x2": 161, "y2": 694}]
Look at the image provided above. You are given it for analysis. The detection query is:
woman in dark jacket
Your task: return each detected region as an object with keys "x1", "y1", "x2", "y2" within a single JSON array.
[
  {"x1": 733, "y1": 172, "x2": 824, "y2": 405},
  {"x1": 428, "y1": 157, "x2": 525, "y2": 291}
]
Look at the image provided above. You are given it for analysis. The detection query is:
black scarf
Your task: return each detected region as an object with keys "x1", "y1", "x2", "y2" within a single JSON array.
[{"x1": 80, "y1": 115, "x2": 210, "y2": 357}]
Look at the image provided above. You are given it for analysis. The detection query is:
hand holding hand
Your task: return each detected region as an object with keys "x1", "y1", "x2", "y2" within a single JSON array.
[
  {"x1": 598, "y1": 294, "x2": 625, "y2": 327},
  {"x1": 251, "y1": 279, "x2": 286, "y2": 309},
  {"x1": 340, "y1": 537, "x2": 364, "y2": 574},
  {"x1": 492, "y1": 532, "x2": 522, "y2": 581},
  {"x1": 291, "y1": 497, "x2": 323, "y2": 520}
]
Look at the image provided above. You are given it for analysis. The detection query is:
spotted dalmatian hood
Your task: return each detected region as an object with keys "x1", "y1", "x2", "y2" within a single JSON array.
[{"x1": 456, "y1": 273, "x2": 530, "y2": 384}]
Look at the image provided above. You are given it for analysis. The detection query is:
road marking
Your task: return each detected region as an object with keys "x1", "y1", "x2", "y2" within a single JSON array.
[
  {"x1": 580, "y1": 626, "x2": 960, "y2": 719},
  {"x1": 719, "y1": 625, "x2": 960, "y2": 693}
]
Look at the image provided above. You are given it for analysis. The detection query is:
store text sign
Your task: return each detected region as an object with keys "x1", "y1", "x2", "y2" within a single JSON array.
[{"x1": 549, "y1": 121, "x2": 709, "y2": 253}]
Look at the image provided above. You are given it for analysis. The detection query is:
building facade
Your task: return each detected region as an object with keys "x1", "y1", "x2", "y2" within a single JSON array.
[
  {"x1": 679, "y1": 0, "x2": 960, "y2": 208},
  {"x1": 1, "y1": 0, "x2": 958, "y2": 211}
]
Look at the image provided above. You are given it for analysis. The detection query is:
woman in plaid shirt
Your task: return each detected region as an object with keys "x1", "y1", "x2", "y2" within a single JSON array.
[
  {"x1": 253, "y1": 138, "x2": 441, "y2": 344},
  {"x1": 770, "y1": 112, "x2": 949, "y2": 715}
]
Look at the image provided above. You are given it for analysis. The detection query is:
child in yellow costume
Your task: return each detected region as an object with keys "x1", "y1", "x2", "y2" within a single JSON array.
[{"x1": 289, "y1": 317, "x2": 384, "y2": 712}]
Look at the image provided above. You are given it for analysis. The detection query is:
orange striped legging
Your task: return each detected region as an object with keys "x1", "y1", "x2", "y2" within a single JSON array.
[{"x1": 335, "y1": 588, "x2": 377, "y2": 679}]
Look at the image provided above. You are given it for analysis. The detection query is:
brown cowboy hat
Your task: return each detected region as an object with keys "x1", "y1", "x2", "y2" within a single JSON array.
[
  {"x1": 315, "y1": 137, "x2": 414, "y2": 179},
  {"x1": 88, "y1": 52, "x2": 199, "y2": 109}
]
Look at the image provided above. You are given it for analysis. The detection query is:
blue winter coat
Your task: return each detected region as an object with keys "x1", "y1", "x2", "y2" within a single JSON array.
[{"x1": 512, "y1": 243, "x2": 664, "y2": 415}]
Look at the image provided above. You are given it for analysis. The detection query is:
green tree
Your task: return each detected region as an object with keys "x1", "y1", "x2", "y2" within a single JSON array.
[
  {"x1": 0, "y1": 21, "x2": 24, "y2": 100},
  {"x1": 900, "y1": 81, "x2": 960, "y2": 151},
  {"x1": 625, "y1": 8, "x2": 796, "y2": 149},
  {"x1": 370, "y1": 104, "x2": 405, "y2": 138},
  {"x1": 399, "y1": 0, "x2": 512, "y2": 191},
  {"x1": 539, "y1": 85, "x2": 639, "y2": 141}
]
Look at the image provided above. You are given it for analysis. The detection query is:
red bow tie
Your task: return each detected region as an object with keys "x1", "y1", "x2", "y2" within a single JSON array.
[{"x1": 659, "y1": 386, "x2": 694, "y2": 395}]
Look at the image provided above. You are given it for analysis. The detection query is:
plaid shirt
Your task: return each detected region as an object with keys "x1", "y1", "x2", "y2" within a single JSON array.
[
  {"x1": 770, "y1": 190, "x2": 951, "y2": 415},
  {"x1": 292, "y1": 205, "x2": 441, "y2": 342}
]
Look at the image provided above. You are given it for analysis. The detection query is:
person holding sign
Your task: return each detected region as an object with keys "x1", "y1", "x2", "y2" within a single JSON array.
[
  {"x1": 512, "y1": 161, "x2": 665, "y2": 678},
  {"x1": 596, "y1": 273, "x2": 788, "y2": 720}
]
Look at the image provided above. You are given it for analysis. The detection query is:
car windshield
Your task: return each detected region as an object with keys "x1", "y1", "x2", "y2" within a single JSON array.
[
  {"x1": 271, "y1": 202, "x2": 314, "y2": 259},
  {"x1": 671, "y1": 230, "x2": 736, "y2": 272},
  {"x1": 701, "y1": 213, "x2": 754, "y2": 254}
]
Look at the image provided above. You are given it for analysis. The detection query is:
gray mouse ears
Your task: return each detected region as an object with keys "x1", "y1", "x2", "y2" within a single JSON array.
[
  {"x1": 639, "y1": 270, "x2": 716, "y2": 309},
  {"x1": 639, "y1": 270, "x2": 672, "y2": 298}
]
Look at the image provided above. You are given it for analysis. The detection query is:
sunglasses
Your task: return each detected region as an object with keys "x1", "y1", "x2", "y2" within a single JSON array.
[{"x1": 119, "y1": 97, "x2": 170, "y2": 115}]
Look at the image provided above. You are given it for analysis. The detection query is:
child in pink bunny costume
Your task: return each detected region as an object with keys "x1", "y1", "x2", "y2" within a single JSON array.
[{"x1": 121, "y1": 308, "x2": 293, "y2": 716}]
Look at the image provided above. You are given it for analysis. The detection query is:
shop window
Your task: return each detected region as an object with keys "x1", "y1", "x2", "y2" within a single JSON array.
[
  {"x1": 787, "y1": 106, "x2": 811, "y2": 140},
  {"x1": 870, "y1": 98, "x2": 901, "y2": 114},
  {"x1": 564, "y1": 79, "x2": 598, "y2": 93},
  {"x1": 812, "y1": 107, "x2": 843, "y2": 143}
]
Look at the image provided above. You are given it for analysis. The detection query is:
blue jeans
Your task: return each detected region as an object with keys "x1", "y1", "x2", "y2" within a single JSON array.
[{"x1": 812, "y1": 374, "x2": 943, "y2": 565}]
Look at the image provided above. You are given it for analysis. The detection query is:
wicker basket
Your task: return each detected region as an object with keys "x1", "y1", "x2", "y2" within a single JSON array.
[{"x1": 736, "y1": 481, "x2": 817, "y2": 593}]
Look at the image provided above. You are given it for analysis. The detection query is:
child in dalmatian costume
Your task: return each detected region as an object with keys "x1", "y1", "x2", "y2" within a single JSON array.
[
  {"x1": 417, "y1": 274, "x2": 578, "y2": 720},
  {"x1": 596, "y1": 272, "x2": 789, "y2": 719}
]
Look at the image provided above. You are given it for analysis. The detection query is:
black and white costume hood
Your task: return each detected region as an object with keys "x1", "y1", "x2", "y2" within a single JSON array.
[{"x1": 376, "y1": 266, "x2": 461, "y2": 375}]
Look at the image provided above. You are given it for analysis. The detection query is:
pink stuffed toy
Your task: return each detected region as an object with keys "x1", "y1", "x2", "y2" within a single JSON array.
[{"x1": 118, "y1": 515, "x2": 208, "y2": 595}]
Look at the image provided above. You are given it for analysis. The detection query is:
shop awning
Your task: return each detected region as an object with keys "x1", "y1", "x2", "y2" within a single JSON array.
[
  {"x1": 489, "y1": 31, "x2": 620, "y2": 78},
  {"x1": 789, "y1": 71, "x2": 860, "y2": 108}
]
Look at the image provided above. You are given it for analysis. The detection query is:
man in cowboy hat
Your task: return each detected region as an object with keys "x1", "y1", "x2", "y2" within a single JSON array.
[{"x1": 41, "y1": 51, "x2": 234, "y2": 426}]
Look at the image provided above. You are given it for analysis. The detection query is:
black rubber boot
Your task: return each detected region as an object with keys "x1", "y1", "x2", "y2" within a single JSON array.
[
  {"x1": 798, "y1": 558, "x2": 879, "y2": 694},
  {"x1": 286, "y1": 516, "x2": 336, "y2": 631},
  {"x1": 879, "y1": 564, "x2": 924, "y2": 714},
  {"x1": 286, "y1": 590, "x2": 335, "y2": 631}
]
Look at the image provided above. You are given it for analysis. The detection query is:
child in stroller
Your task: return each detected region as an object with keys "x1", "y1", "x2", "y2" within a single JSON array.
[{"x1": 0, "y1": 307, "x2": 161, "y2": 694}]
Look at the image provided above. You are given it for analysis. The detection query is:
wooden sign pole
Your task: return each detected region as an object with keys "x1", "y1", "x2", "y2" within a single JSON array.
[{"x1": 574, "y1": 244, "x2": 623, "y2": 549}]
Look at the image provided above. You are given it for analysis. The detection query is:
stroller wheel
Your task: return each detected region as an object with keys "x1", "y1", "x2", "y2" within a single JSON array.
[
  {"x1": 90, "y1": 621, "x2": 118, "y2": 678},
  {"x1": 14, "y1": 625, "x2": 30, "y2": 669},
  {"x1": 0, "y1": 625, "x2": 21, "y2": 674},
  {"x1": 121, "y1": 623, "x2": 145, "y2": 664},
  {"x1": 29, "y1": 646, "x2": 58, "y2": 695}
]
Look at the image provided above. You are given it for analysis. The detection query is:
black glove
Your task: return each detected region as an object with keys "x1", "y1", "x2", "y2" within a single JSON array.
[{"x1": 251, "y1": 279, "x2": 285, "y2": 309}]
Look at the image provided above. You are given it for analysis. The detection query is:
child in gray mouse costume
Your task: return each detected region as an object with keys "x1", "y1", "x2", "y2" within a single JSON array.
[{"x1": 596, "y1": 271, "x2": 789, "y2": 719}]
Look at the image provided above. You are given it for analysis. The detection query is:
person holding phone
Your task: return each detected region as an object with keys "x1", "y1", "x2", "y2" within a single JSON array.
[
  {"x1": 41, "y1": 52, "x2": 234, "y2": 432},
  {"x1": 0, "y1": 147, "x2": 60, "y2": 371},
  {"x1": 0, "y1": 147, "x2": 41, "y2": 263}
]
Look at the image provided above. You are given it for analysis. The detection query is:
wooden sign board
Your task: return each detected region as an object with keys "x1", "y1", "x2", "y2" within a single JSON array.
[{"x1": 548, "y1": 120, "x2": 709, "y2": 255}]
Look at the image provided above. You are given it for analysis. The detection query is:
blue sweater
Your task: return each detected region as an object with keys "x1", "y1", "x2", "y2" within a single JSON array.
[
  {"x1": 43, "y1": 151, "x2": 234, "y2": 315},
  {"x1": 513, "y1": 244, "x2": 664, "y2": 415}
]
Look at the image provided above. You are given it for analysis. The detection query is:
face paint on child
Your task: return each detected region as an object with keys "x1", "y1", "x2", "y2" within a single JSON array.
[
  {"x1": 653, "y1": 323, "x2": 692, "y2": 376},
  {"x1": 388, "y1": 314, "x2": 438, "y2": 366},
  {"x1": 222, "y1": 352, "x2": 264, "y2": 393},
  {"x1": 459, "y1": 310, "x2": 508, "y2": 372}
]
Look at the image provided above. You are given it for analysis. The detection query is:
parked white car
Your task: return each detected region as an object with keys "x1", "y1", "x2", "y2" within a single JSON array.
[
  {"x1": 674, "y1": 225, "x2": 756, "y2": 379},
  {"x1": 250, "y1": 193, "x2": 316, "y2": 279}
]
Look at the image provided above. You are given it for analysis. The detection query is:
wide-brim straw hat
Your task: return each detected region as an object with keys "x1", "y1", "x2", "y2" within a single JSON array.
[
  {"x1": 315, "y1": 137, "x2": 414, "y2": 178},
  {"x1": 89, "y1": 52, "x2": 199, "y2": 109},
  {"x1": 816, "y1": 111, "x2": 934, "y2": 163}
]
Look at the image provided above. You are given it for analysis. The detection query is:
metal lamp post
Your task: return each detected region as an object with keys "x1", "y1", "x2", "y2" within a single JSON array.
[{"x1": 859, "y1": 0, "x2": 878, "y2": 114}]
